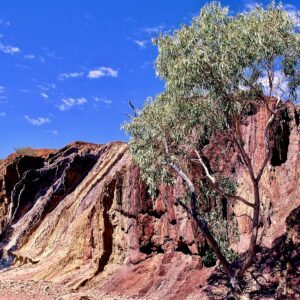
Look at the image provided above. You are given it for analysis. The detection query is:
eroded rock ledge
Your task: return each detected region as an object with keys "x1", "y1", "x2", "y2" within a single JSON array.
[{"x1": 0, "y1": 105, "x2": 299, "y2": 299}]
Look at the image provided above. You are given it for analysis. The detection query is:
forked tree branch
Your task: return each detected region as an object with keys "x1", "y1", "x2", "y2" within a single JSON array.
[
  {"x1": 194, "y1": 150, "x2": 254, "y2": 208},
  {"x1": 194, "y1": 149, "x2": 216, "y2": 184}
]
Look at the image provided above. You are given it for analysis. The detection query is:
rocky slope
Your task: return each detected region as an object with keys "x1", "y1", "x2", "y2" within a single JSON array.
[{"x1": 0, "y1": 104, "x2": 299, "y2": 299}]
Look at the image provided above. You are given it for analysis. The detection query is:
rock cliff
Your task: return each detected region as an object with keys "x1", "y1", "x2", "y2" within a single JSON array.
[{"x1": 0, "y1": 104, "x2": 299, "y2": 299}]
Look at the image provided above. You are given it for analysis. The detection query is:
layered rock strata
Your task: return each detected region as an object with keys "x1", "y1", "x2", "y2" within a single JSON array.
[{"x1": 0, "y1": 104, "x2": 298, "y2": 299}]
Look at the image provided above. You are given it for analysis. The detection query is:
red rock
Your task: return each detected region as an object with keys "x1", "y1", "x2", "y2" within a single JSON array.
[{"x1": 0, "y1": 105, "x2": 298, "y2": 299}]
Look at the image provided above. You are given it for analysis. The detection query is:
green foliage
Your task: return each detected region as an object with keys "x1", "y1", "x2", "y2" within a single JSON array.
[
  {"x1": 14, "y1": 147, "x2": 36, "y2": 156},
  {"x1": 202, "y1": 206, "x2": 239, "y2": 266},
  {"x1": 123, "y1": 0, "x2": 299, "y2": 280},
  {"x1": 124, "y1": 2, "x2": 299, "y2": 193},
  {"x1": 198, "y1": 179, "x2": 239, "y2": 266},
  {"x1": 123, "y1": 94, "x2": 220, "y2": 193},
  {"x1": 155, "y1": 1, "x2": 299, "y2": 106}
]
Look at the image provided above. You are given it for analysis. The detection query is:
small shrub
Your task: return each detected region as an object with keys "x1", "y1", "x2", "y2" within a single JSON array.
[{"x1": 14, "y1": 147, "x2": 36, "y2": 156}]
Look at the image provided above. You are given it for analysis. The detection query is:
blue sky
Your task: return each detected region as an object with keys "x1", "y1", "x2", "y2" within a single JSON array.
[{"x1": 0, "y1": 0, "x2": 299, "y2": 158}]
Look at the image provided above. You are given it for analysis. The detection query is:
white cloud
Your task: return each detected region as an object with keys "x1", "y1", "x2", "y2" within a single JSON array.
[
  {"x1": 25, "y1": 115, "x2": 50, "y2": 126},
  {"x1": 24, "y1": 54, "x2": 34, "y2": 60},
  {"x1": 87, "y1": 67, "x2": 118, "y2": 79},
  {"x1": 48, "y1": 129, "x2": 58, "y2": 135},
  {"x1": 0, "y1": 86, "x2": 4, "y2": 93},
  {"x1": 57, "y1": 97, "x2": 87, "y2": 111},
  {"x1": 37, "y1": 83, "x2": 56, "y2": 91},
  {"x1": 40, "y1": 93, "x2": 48, "y2": 99},
  {"x1": 143, "y1": 25, "x2": 164, "y2": 35},
  {"x1": 0, "y1": 112, "x2": 6, "y2": 117},
  {"x1": 0, "y1": 43, "x2": 20, "y2": 55},
  {"x1": 94, "y1": 97, "x2": 113, "y2": 106},
  {"x1": 134, "y1": 40, "x2": 147, "y2": 49},
  {"x1": 102, "y1": 99, "x2": 112, "y2": 105},
  {"x1": 58, "y1": 72, "x2": 84, "y2": 80}
]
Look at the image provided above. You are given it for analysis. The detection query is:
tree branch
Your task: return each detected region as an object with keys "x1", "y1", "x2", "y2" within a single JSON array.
[
  {"x1": 128, "y1": 100, "x2": 138, "y2": 117},
  {"x1": 194, "y1": 150, "x2": 254, "y2": 208},
  {"x1": 208, "y1": 181, "x2": 255, "y2": 208},
  {"x1": 194, "y1": 149, "x2": 216, "y2": 184},
  {"x1": 167, "y1": 162, "x2": 195, "y2": 193},
  {"x1": 176, "y1": 197, "x2": 235, "y2": 282}
]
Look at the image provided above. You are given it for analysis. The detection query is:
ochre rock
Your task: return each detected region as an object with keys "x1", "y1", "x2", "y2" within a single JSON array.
[{"x1": 0, "y1": 105, "x2": 299, "y2": 299}]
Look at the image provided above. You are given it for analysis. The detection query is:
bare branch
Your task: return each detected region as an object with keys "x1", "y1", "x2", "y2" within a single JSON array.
[
  {"x1": 128, "y1": 100, "x2": 138, "y2": 117},
  {"x1": 194, "y1": 149, "x2": 216, "y2": 184},
  {"x1": 208, "y1": 181, "x2": 255, "y2": 208},
  {"x1": 167, "y1": 162, "x2": 195, "y2": 193},
  {"x1": 125, "y1": 112, "x2": 134, "y2": 119},
  {"x1": 194, "y1": 149, "x2": 254, "y2": 208}
]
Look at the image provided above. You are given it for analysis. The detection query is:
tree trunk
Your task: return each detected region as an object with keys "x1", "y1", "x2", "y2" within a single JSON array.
[
  {"x1": 239, "y1": 179, "x2": 260, "y2": 276},
  {"x1": 190, "y1": 193, "x2": 233, "y2": 274},
  {"x1": 170, "y1": 162, "x2": 243, "y2": 293}
]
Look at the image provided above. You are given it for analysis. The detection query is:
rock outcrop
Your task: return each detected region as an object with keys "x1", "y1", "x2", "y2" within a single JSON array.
[{"x1": 0, "y1": 104, "x2": 299, "y2": 299}]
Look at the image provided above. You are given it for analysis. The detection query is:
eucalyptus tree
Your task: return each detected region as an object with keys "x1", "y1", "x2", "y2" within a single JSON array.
[{"x1": 124, "y1": 1, "x2": 299, "y2": 293}]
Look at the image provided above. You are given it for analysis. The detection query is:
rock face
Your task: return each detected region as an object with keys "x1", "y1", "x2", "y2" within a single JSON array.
[
  {"x1": 0, "y1": 105, "x2": 299, "y2": 299},
  {"x1": 204, "y1": 104, "x2": 300, "y2": 252}
]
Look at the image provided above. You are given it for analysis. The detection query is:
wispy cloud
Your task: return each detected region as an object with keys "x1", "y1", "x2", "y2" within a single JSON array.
[
  {"x1": 0, "y1": 86, "x2": 5, "y2": 93},
  {"x1": 0, "y1": 19, "x2": 10, "y2": 26},
  {"x1": 0, "y1": 112, "x2": 6, "y2": 117},
  {"x1": 42, "y1": 47, "x2": 63, "y2": 60},
  {"x1": 24, "y1": 54, "x2": 35, "y2": 60},
  {"x1": 94, "y1": 97, "x2": 113, "y2": 107},
  {"x1": 40, "y1": 93, "x2": 48, "y2": 99},
  {"x1": 0, "y1": 43, "x2": 20, "y2": 55},
  {"x1": 25, "y1": 115, "x2": 50, "y2": 126},
  {"x1": 57, "y1": 68, "x2": 118, "y2": 80},
  {"x1": 142, "y1": 25, "x2": 165, "y2": 35},
  {"x1": 58, "y1": 72, "x2": 84, "y2": 80},
  {"x1": 57, "y1": 97, "x2": 87, "y2": 111},
  {"x1": 37, "y1": 83, "x2": 56, "y2": 91},
  {"x1": 87, "y1": 67, "x2": 118, "y2": 79},
  {"x1": 47, "y1": 129, "x2": 58, "y2": 135},
  {"x1": 134, "y1": 40, "x2": 147, "y2": 49}
]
